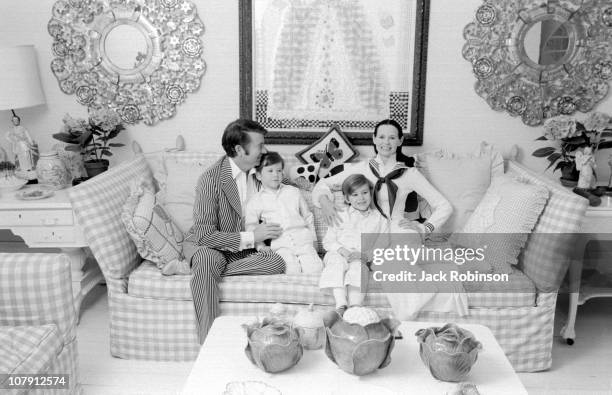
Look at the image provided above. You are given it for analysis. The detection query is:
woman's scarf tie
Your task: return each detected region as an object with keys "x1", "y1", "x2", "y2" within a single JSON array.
[{"x1": 369, "y1": 163, "x2": 407, "y2": 219}]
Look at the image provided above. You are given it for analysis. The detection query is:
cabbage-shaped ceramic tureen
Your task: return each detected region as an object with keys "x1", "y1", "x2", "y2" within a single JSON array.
[
  {"x1": 415, "y1": 323, "x2": 482, "y2": 382},
  {"x1": 323, "y1": 307, "x2": 400, "y2": 376},
  {"x1": 242, "y1": 318, "x2": 303, "y2": 373}
]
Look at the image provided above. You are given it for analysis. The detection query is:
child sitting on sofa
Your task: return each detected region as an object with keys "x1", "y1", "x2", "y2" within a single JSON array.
[
  {"x1": 318, "y1": 174, "x2": 389, "y2": 315},
  {"x1": 245, "y1": 152, "x2": 323, "y2": 274}
]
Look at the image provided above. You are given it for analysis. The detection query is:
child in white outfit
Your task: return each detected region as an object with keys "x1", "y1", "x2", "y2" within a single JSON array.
[
  {"x1": 319, "y1": 174, "x2": 389, "y2": 313},
  {"x1": 245, "y1": 152, "x2": 323, "y2": 274}
]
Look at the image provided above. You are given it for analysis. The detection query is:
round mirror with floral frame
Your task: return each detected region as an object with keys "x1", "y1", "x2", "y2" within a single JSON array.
[
  {"x1": 48, "y1": 0, "x2": 206, "y2": 125},
  {"x1": 463, "y1": 0, "x2": 612, "y2": 126}
]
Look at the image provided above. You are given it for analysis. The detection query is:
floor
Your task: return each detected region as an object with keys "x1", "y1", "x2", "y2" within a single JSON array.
[{"x1": 78, "y1": 286, "x2": 612, "y2": 395}]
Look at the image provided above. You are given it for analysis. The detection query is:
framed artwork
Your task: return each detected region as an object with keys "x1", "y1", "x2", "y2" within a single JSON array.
[{"x1": 239, "y1": 0, "x2": 431, "y2": 145}]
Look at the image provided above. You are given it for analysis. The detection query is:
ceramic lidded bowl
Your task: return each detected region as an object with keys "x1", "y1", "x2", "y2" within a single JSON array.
[
  {"x1": 415, "y1": 323, "x2": 482, "y2": 382},
  {"x1": 293, "y1": 303, "x2": 325, "y2": 350},
  {"x1": 323, "y1": 307, "x2": 400, "y2": 376},
  {"x1": 242, "y1": 317, "x2": 303, "y2": 373}
]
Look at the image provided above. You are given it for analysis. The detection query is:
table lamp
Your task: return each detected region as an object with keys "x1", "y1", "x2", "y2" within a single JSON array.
[{"x1": 0, "y1": 45, "x2": 46, "y2": 181}]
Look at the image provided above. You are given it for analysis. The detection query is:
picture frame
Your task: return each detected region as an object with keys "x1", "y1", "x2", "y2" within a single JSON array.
[{"x1": 239, "y1": 0, "x2": 431, "y2": 145}]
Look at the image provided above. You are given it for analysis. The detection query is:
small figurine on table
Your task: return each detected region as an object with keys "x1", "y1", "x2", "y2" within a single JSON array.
[
  {"x1": 573, "y1": 147, "x2": 601, "y2": 206},
  {"x1": 6, "y1": 120, "x2": 39, "y2": 182}
]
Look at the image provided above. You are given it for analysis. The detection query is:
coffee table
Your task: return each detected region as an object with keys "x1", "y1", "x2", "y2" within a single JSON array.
[{"x1": 182, "y1": 316, "x2": 527, "y2": 395}]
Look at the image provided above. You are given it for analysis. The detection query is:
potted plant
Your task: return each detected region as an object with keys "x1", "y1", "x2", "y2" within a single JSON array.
[
  {"x1": 532, "y1": 112, "x2": 612, "y2": 187},
  {"x1": 52, "y1": 109, "x2": 125, "y2": 178}
]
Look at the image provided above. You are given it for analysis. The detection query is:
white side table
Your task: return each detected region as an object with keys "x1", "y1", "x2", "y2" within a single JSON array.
[
  {"x1": 561, "y1": 195, "x2": 612, "y2": 344},
  {"x1": 0, "y1": 185, "x2": 103, "y2": 316}
]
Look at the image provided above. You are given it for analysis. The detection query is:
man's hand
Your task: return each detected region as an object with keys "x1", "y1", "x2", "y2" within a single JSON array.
[
  {"x1": 253, "y1": 223, "x2": 282, "y2": 243},
  {"x1": 320, "y1": 196, "x2": 341, "y2": 227},
  {"x1": 398, "y1": 219, "x2": 426, "y2": 243}
]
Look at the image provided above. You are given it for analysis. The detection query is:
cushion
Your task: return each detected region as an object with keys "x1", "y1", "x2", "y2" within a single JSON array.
[
  {"x1": 0, "y1": 324, "x2": 62, "y2": 376},
  {"x1": 128, "y1": 261, "x2": 535, "y2": 308},
  {"x1": 453, "y1": 175, "x2": 549, "y2": 274},
  {"x1": 122, "y1": 178, "x2": 190, "y2": 276},
  {"x1": 416, "y1": 142, "x2": 504, "y2": 233},
  {"x1": 157, "y1": 152, "x2": 221, "y2": 233},
  {"x1": 295, "y1": 125, "x2": 359, "y2": 179}
]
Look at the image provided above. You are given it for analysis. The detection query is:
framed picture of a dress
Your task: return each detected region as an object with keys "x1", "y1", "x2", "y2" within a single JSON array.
[{"x1": 239, "y1": 0, "x2": 430, "y2": 145}]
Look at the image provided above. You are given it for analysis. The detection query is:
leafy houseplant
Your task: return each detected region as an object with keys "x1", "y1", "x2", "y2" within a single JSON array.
[
  {"x1": 52, "y1": 109, "x2": 125, "y2": 178},
  {"x1": 532, "y1": 112, "x2": 612, "y2": 186}
]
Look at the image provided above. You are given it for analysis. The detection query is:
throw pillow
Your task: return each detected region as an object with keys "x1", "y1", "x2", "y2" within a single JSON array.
[
  {"x1": 295, "y1": 125, "x2": 359, "y2": 179},
  {"x1": 122, "y1": 178, "x2": 190, "y2": 276},
  {"x1": 157, "y1": 153, "x2": 221, "y2": 233},
  {"x1": 416, "y1": 142, "x2": 504, "y2": 234},
  {"x1": 452, "y1": 175, "x2": 549, "y2": 274}
]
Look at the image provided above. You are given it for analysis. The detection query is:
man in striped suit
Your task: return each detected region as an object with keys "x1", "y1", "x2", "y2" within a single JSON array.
[{"x1": 183, "y1": 119, "x2": 286, "y2": 342}]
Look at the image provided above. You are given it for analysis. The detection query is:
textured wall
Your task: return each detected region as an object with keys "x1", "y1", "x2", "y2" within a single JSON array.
[{"x1": 1, "y1": 0, "x2": 611, "y2": 182}]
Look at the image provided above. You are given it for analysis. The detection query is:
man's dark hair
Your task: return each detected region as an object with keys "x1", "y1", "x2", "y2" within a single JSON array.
[
  {"x1": 222, "y1": 119, "x2": 267, "y2": 157},
  {"x1": 255, "y1": 152, "x2": 284, "y2": 172}
]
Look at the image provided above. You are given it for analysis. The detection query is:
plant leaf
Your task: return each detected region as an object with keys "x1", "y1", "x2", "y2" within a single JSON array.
[
  {"x1": 535, "y1": 136, "x2": 548, "y2": 141},
  {"x1": 601, "y1": 132, "x2": 612, "y2": 138},
  {"x1": 597, "y1": 141, "x2": 612, "y2": 149},
  {"x1": 52, "y1": 133, "x2": 78, "y2": 144},
  {"x1": 108, "y1": 143, "x2": 125, "y2": 147},
  {"x1": 545, "y1": 153, "x2": 562, "y2": 170},
  {"x1": 65, "y1": 145, "x2": 82, "y2": 152},
  {"x1": 101, "y1": 150, "x2": 113, "y2": 157},
  {"x1": 532, "y1": 147, "x2": 556, "y2": 157}
]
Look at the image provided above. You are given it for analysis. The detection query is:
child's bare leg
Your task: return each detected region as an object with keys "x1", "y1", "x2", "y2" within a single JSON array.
[{"x1": 347, "y1": 286, "x2": 364, "y2": 307}]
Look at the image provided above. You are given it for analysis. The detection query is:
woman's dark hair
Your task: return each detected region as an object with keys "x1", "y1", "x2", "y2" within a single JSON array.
[
  {"x1": 222, "y1": 119, "x2": 267, "y2": 157},
  {"x1": 255, "y1": 151, "x2": 284, "y2": 172},
  {"x1": 342, "y1": 174, "x2": 373, "y2": 197},
  {"x1": 373, "y1": 119, "x2": 415, "y2": 167}
]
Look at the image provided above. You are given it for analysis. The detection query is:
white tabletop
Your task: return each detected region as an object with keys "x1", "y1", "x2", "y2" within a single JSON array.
[
  {"x1": 0, "y1": 185, "x2": 72, "y2": 209},
  {"x1": 182, "y1": 316, "x2": 527, "y2": 395}
]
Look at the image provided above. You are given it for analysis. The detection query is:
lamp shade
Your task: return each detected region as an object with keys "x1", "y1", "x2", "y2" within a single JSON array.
[{"x1": 0, "y1": 45, "x2": 46, "y2": 111}]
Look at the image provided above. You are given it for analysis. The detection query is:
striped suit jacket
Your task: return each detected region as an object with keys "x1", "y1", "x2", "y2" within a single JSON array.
[{"x1": 186, "y1": 156, "x2": 254, "y2": 253}]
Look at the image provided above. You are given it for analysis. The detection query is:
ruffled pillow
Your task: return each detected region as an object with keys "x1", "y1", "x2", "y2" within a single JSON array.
[
  {"x1": 122, "y1": 178, "x2": 190, "y2": 276},
  {"x1": 452, "y1": 175, "x2": 549, "y2": 274},
  {"x1": 416, "y1": 142, "x2": 504, "y2": 234}
]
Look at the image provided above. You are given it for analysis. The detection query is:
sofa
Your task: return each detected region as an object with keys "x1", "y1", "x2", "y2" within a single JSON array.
[
  {"x1": 68, "y1": 149, "x2": 588, "y2": 372},
  {"x1": 0, "y1": 253, "x2": 80, "y2": 395}
]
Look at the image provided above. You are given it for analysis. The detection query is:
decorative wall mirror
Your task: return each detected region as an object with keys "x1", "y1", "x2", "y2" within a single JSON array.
[
  {"x1": 239, "y1": 0, "x2": 430, "y2": 145},
  {"x1": 463, "y1": 0, "x2": 612, "y2": 126},
  {"x1": 48, "y1": 0, "x2": 206, "y2": 125}
]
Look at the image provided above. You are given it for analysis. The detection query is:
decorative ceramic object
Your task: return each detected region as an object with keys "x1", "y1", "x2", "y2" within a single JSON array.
[
  {"x1": 36, "y1": 152, "x2": 70, "y2": 190},
  {"x1": 342, "y1": 306, "x2": 381, "y2": 326},
  {"x1": 52, "y1": 143, "x2": 86, "y2": 180},
  {"x1": 242, "y1": 318, "x2": 303, "y2": 373},
  {"x1": 84, "y1": 159, "x2": 109, "y2": 178},
  {"x1": 293, "y1": 304, "x2": 325, "y2": 350},
  {"x1": 415, "y1": 323, "x2": 482, "y2": 382},
  {"x1": 576, "y1": 147, "x2": 596, "y2": 190},
  {"x1": 323, "y1": 309, "x2": 400, "y2": 376}
]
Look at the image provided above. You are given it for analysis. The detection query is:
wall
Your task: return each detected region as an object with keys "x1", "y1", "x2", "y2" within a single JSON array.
[{"x1": 1, "y1": 0, "x2": 611, "y2": 182}]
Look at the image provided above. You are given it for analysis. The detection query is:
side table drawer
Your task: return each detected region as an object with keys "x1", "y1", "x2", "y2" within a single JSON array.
[
  {"x1": 37, "y1": 228, "x2": 77, "y2": 244},
  {"x1": 0, "y1": 210, "x2": 74, "y2": 226}
]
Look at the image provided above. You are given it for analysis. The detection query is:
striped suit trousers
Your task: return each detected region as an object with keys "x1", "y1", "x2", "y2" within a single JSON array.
[{"x1": 189, "y1": 245, "x2": 285, "y2": 343}]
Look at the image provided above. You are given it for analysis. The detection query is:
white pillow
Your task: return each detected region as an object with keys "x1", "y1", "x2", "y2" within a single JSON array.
[
  {"x1": 416, "y1": 142, "x2": 504, "y2": 234},
  {"x1": 453, "y1": 175, "x2": 549, "y2": 274},
  {"x1": 122, "y1": 178, "x2": 190, "y2": 276},
  {"x1": 157, "y1": 153, "x2": 221, "y2": 233}
]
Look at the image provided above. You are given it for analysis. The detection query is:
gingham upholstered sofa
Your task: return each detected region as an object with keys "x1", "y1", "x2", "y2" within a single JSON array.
[
  {"x1": 68, "y1": 152, "x2": 587, "y2": 372},
  {"x1": 0, "y1": 253, "x2": 80, "y2": 394}
]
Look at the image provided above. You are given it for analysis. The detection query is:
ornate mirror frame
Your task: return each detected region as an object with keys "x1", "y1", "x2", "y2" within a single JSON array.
[
  {"x1": 463, "y1": 0, "x2": 612, "y2": 126},
  {"x1": 239, "y1": 0, "x2": 431, "y2": 145},
  {"x1": 48, "y1": 0, "x2": 206, "y2": 125}
]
